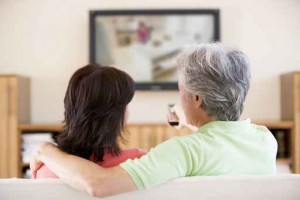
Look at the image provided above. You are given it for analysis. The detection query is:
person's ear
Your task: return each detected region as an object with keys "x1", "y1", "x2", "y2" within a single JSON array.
[{"x1": 192, "y1": 94, "x2": 203, "y2": 109}]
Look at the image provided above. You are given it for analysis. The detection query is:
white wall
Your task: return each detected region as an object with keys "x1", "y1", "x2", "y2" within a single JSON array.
[{"x1": 0, "y1": 0, "x2": 300, "y2": 124}]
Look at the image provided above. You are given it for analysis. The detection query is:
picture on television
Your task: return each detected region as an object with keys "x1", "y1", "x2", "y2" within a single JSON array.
[{"x1": 90, "y1": 10, "x2": 220, "y2": 90}]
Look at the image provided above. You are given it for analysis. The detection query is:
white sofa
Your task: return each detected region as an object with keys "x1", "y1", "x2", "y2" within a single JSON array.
[{"x1": 1, "y1": 175, "x2": 300, "y2": 200}]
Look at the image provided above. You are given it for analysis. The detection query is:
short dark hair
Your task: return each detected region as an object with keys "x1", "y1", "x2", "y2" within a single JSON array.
[{"x1": 57, "y1": 63, "x2": 135, "y2": 162}]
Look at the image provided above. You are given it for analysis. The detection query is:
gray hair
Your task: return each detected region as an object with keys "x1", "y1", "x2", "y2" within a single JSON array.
[{"x1": 177, "y1": 43, "x2": 251, "y2": 121}]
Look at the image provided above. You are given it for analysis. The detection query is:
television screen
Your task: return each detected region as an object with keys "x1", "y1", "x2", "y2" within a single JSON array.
[{"x1": 90, "y1": 10, "x2": 220, "y2": 90}]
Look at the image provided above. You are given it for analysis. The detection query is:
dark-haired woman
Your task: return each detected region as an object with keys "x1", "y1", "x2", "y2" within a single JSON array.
[{"x1": 36, "y1": 64, "x2": 146, "y2": 178}]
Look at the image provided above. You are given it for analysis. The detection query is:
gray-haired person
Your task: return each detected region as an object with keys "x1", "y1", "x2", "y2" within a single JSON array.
[{"x1": 30, "y1": 43, "x2": 277, "y2": 197}]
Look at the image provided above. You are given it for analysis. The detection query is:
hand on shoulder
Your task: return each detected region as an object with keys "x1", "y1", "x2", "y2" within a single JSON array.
[{"x1": 30, "y1": 142, "x2": 58, "y2": 179}]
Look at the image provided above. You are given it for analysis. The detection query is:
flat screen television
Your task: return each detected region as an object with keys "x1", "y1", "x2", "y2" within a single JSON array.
[{"x1": 89, "y1": 9, "x2": 220, "y2": 90}]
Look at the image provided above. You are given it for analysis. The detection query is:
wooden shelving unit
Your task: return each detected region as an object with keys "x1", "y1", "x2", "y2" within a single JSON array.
[
  {"x1": 281, "y1": 72, "x2": 300, "y2": 173},
  {"x1": 17, "y1": 119, "x2": 297, "y2": 178},
  {"x1": 255, "y1": 120, "x2": 295, "y2": 172},
  {"x1": 18, "y1": 124, "x2": 63, "y2": 178},
  {"x1": 252, "y1": 121, "x2": 294, "y2": 129},
  {"x1": 276, "y1": 158, "x2": 291, "y2": 165},
  {"x1": 2, "y1": 72, "x2": 300, "y2": 178},
  {"x1": 0, "y1": 75, "x2": 30, "y2": 178},
  {"x1": 21, "y1": 163, "x2": 30, "y2": 168},
  {"x1": 18, "y1": 124, "x2": 63, "y2": 132}
]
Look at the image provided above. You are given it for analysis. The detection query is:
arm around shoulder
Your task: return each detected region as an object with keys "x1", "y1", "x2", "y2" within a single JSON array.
[
  {"x1": 87, "y1": 166, "x2": 137, "y2": 197},
  {"x1": 30, "y1": 142, "x2": 137, "y2": 198}
]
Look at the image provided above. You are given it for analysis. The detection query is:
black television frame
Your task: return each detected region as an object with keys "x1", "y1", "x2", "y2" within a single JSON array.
[{"x1": 89, "y1": 9, "x2": 220, "y2": 90}]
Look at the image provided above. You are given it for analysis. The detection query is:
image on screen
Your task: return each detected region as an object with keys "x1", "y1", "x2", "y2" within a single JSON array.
[{"x1": 91, "y1": 11, "x2": 219, "y2": 89}]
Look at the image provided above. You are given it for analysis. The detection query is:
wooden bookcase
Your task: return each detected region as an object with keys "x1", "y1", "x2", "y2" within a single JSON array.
[
  {"x1": 2, "y1": 72, "x2": 300, "y2": 178},
  {"x1": 18, "y1": 124, "x2": 63, "y2": 178},
  {"x1": 17, "y1": 123, "x2": 191, "y2": 178},
  {"x1": 0, "y1": 75, "x2": 30, "y2": 178},
  {"x1": 281, "y1": 72, "x2": 300, "y2": 173},
  {"x1": 17, "y1": 120, "x2": 296, "y2": 178}
]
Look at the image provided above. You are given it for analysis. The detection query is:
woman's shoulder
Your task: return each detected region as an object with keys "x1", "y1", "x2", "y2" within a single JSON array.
[
  {"x1": 36, "y1": 148, "x2": 148, "y2": 177},
  {"x1": 121, "y1": 148, "x2": 147, "y2": 158},
  {"x1": 99, "y1": 148, "x2": 147, "y2": 167}
]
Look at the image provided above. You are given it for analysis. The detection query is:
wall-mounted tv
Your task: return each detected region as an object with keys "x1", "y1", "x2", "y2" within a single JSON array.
[{"x1": 89, "y1": 9, "x2": 220, "y2": 90}]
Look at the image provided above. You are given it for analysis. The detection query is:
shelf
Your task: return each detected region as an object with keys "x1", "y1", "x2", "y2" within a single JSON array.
[
  {"x1": 19, "y1": 121, "x2": 294, "y2": 131},
  {"x1": 22, "y1": 163, "x2": 30, "y2": 168},
  {"x1": 19, "y1": 124, "x2": 63, "y2": 132},
  {"x1": 16, "y1": 121, "x2": 297, "y2": 177},
  {"x1": 276, "y1": 158, "x2": 291, "y2": 165},
  {"x1": 252, "y1": 120, "x2": 294, "y2": 129}
]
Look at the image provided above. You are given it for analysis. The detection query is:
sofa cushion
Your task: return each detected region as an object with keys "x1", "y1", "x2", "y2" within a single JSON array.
[{"x1": 1, "y1": 175, "x2": 300, "y2": 200}]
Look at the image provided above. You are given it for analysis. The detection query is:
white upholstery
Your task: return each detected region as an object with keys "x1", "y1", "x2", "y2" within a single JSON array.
[{"x1": 1, "y1": 175, "x2": 300, "y2": 200}]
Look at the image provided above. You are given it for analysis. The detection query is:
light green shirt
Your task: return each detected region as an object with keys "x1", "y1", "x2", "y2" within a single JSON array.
[{"x1": 120, "y1": 119, "x2": 278, "y2": 190}]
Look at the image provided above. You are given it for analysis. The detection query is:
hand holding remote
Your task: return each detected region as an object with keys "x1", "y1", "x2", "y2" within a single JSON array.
[{"x1": 167, "y1": 104, "x2": 179, "y2": 126}]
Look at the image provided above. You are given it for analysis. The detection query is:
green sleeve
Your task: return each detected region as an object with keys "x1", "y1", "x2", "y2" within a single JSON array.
[{"x1": 120, "y1": 137, "x2": 192, "y2": 190}]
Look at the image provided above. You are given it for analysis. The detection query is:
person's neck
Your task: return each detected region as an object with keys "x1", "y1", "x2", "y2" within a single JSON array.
[
  {"x1": 196, "y1": 111, "x2": 215, "y2": 127},
  {"x1": 198, "y1": 117, "x2": 215, "y2": 127}
]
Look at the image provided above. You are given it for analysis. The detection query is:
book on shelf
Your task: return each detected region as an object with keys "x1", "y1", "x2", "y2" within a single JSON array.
[
  {"x1": 23, "y1": 168, "x2": 31, "y2": 179},
  {"x1": 276, "y1": 130, "x2": 287, "y2": 158},
  {"x1": 270, "y1": 129, "x2": 289, "y2": 158},
  {"x1": 276, "y1": 160, "x2": 292, "y2": 174}
]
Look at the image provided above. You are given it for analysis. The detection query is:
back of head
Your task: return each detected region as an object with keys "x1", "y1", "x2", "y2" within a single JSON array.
[
  {"x1": 177, "y1": 43, "x2": 251, "y2": 121},
  {"x1": 57, "y1": 63, "x2": 135, "y2": 161}
]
